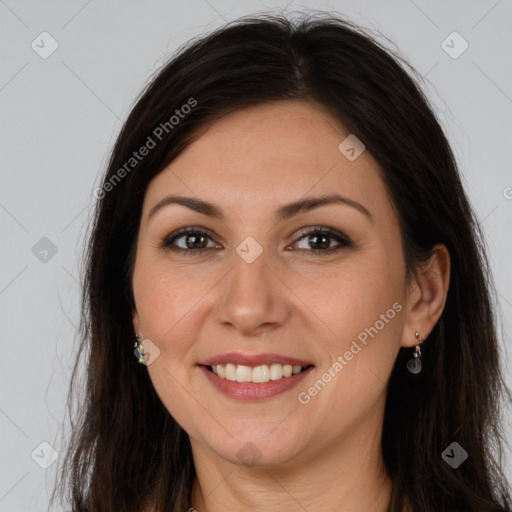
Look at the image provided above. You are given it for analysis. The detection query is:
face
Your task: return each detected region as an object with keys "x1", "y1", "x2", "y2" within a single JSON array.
[{"x1": 132, "y1": 100, "x2": 411, "y2": 468}]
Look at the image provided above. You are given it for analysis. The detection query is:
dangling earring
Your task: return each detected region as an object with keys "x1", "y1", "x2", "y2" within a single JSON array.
[
  {"x1": 133, "y1": 334, "x2": 146, "y2": 365},
  {"x1": 407, "y1": 332, "x2": 423, "y2": 374}
]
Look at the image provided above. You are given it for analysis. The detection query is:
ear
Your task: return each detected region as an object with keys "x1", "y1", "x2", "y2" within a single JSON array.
[
  {"x1": 400, "y1": 243, "x2": 450, "y2": 348},
  {"x1": 132, "y1": 309, "x2": 141, "y2": 337}
]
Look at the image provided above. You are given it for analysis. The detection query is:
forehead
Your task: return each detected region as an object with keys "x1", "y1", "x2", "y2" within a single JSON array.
[{"x1": 143, "y1": 100, "x2": 390, "y2": 220}]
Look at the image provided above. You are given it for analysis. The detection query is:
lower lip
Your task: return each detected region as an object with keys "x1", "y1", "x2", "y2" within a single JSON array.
[{"x1": 199, "y1": 365, "x2": 314, "y2": 401}]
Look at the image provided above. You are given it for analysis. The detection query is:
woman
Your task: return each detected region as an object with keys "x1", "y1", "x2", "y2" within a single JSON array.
[{"x1": 52, "y1": 11, "x2": 512, "y2": 512}]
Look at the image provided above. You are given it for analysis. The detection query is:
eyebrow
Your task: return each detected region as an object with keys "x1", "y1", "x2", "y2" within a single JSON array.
[{"x1": 148, "y1": 193, "x2": 372, "y2": 223}]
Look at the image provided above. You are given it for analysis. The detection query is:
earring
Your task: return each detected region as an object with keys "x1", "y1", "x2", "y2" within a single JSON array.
[
  {"x1": 406, "y1": 332, "x2": 423, "y2": 374},
  {"x1": 133, "y1": 334, "x2": 146, "y2": 365}
]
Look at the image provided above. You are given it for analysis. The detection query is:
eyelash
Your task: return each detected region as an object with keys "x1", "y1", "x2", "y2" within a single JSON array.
[{"x1": 160, "y1": 225, "x2": 352, "y2": 257}]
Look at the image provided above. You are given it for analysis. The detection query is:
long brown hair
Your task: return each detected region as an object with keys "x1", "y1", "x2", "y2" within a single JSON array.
[{"x1": 51, "y1": 11, "x2": 512, "y2": 512}]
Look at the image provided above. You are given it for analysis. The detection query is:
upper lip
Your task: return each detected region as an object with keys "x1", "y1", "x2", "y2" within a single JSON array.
[{"x1": 200, "y1": 352, "x2": 314, "y2": 367}]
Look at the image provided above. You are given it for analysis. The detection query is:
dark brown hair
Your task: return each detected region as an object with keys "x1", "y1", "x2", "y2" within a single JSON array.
[{"x1": 52, "y1": 11, "x2": 512, "y2": 512}]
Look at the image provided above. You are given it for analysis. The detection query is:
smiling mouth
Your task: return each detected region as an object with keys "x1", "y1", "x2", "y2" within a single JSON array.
[{"x1": 204, "y1": 363, "x2": 313, "y2": 383}]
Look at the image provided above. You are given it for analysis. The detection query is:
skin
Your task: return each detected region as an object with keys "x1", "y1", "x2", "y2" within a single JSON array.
[{"x1": 132, "y1": 100, "x2": 450, "y2": 511}]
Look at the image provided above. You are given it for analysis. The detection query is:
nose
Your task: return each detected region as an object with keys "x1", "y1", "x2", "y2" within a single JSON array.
[{"x1": 214, "y1": 241, "x2": 291, "y2": 336}]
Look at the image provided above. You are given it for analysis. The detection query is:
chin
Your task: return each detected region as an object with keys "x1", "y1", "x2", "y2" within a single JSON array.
[{"x1": 205, "y1": 428, "x2": 308, "y2": 468}]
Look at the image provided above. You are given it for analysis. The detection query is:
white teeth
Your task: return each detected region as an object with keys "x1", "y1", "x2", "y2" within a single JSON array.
[
  {"x1": 210, "y1": 363, "x2": 307, "y2": 383},
  {"x1": 225, "y1": 363, "x2": 237, "y2": 381},
  {"x1": 270, "y1": 363, "x2": 283, "y2": 380},
  {"x1": 236, "y1": 365, "x2": 252, "y2": 382},
  {"x1": 282, "y1": 364, "x2": 292, "y2": 377},
  {"x1": 252, "y1": 364, "x2": 270, "y2": 383}
]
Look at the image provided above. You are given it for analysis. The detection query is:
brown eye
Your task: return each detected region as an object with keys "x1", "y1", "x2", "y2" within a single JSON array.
[
  {"x1": 162, "y1": 227, "x2": 219, "y2": 256},
  {"x1": 182, "y1": 232, "x2": 208, "y2": 249},
  {"x1": 292, "y1": 227, "x2": 352, "y2": 256}
]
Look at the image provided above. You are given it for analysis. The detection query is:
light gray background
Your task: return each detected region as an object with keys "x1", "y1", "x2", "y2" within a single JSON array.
[{"x1": 1, "y1": 1, "x2": 511, "y2": 510}]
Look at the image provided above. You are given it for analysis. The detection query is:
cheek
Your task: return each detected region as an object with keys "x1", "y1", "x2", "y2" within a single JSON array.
[
  {"x1": 311, "y1": 252, "x2": 404, "y2": 385},
  {"x1": 316, "y1": 255, "x2": 402, "y2": 333},
  {"x1": 133, "y1": 250, "x2": 228, "y2": 372},
  {"x1": 132, "y1": 262, "x2": 206, "y2": 429},
  {"x1": 298, "y1": 269, "x2": 403, "y2": 430},
  {"x1": 132, "y1": 258, "x2": 202, "y2": 351}
]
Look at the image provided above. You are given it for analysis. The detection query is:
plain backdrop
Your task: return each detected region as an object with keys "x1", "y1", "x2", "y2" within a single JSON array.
[{"x1": 1, "y1": 1, "x2": 511, "y2": 510}]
